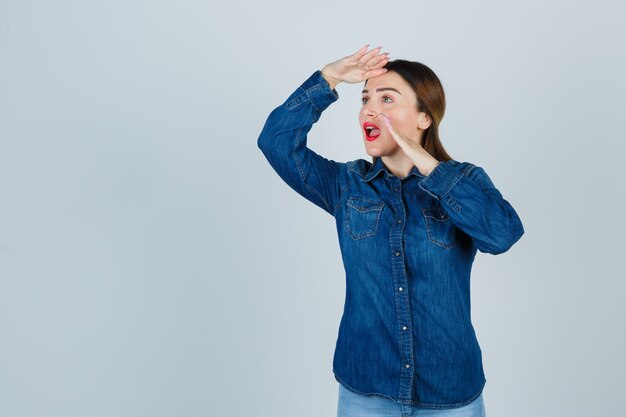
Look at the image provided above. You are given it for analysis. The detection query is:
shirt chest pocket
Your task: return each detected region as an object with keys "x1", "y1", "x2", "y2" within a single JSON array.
[
  {"x1": 344, "y1": 197, "x2": 385, "y2": 240},
  {"x1": 422, "y1": 207, "x2": 461, "y2": 249}
]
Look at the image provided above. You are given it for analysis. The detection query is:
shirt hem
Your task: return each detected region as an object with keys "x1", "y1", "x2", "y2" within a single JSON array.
[{"x1": 333, "y1": 370, "x2": 487, "y2": 410}]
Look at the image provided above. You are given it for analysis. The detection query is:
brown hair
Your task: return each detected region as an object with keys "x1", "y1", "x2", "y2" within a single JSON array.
[{"x1": 366, "y1": 59, "x2": 453, "y2": 165}]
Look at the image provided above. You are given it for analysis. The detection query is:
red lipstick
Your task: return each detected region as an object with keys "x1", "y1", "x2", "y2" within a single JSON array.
[{"x1": 363, "y1": 122, "x2": 382, "y2": 141}]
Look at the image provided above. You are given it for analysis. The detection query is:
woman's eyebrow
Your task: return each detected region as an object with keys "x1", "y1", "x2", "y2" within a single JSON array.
[{"x1": 361, "y1": 87, "x2": 402, "y2": 95}]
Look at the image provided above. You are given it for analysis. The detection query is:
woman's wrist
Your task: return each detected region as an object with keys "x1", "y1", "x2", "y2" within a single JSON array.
[{"x1": 321, "y1": 66, "x2": 341, "y2": 90}]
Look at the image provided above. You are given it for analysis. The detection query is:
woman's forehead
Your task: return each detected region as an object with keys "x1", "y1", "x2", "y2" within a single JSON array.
[{"x1": 363, "y1": 71, "x2": 410, "y2": 93}]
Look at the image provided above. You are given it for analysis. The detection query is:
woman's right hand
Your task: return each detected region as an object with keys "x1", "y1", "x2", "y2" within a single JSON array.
[{"x1": 321, "y1": 45, "x2": 390, "y2": 90}]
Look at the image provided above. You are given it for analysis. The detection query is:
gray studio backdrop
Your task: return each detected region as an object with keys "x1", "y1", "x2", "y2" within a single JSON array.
[{"x1": 1, "y1": 1, "x2": 624, "y2": 416}]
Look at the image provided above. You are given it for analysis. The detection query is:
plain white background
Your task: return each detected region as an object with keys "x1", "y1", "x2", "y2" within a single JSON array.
[{"x1": 1, "y1": 1, "x2": 625, "y2": 416}]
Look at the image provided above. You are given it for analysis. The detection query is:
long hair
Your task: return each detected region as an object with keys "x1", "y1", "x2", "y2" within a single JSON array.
[{"x1": 367, "y1": 60, "x2": 453, "y2": 165}]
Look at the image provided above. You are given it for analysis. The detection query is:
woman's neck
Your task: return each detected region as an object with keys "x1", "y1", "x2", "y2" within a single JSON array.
[{"x1": 381, "y1": 154, "x2": 416, "y2": 179}]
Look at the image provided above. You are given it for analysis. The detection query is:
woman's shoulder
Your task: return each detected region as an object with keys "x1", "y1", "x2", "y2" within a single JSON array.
[
  {"x1": 442, "y1": 158, "x2": 477, "y2": 174},
  {"x1": 345, "y1": 158, "x2": 372, "y2": 178},
  {"x1": 445, "y1": 159, "x2": 498, "y2": 190}
]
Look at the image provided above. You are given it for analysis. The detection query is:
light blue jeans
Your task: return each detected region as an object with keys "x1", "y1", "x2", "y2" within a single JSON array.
[{"x1": 337, "y1": 383, "x2": 486, "y2": 417}]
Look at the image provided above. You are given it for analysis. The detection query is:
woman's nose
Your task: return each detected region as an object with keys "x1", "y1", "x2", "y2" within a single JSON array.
[{"x1": 362, "y1": 106, "x2": 379, "y2": 118}]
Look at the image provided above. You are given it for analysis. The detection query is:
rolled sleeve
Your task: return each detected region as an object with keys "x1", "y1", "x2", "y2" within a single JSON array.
[
  {"x1": 418, "y1": 161, "x2": 465, "y2": 200},
  {"x1": 300, "y1": 70, "x2": 339, "y2": 113},
  {"x1": 418, "y1": 160, "x2": 524, "y2": 254}
]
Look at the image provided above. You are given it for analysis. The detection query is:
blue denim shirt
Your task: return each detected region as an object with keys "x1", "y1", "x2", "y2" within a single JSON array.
[{"x1": 257, "y1": 70, "x2": 525, "y2": 409}]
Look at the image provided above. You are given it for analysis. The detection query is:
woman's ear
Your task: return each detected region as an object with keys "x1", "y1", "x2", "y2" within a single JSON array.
[{"x1": 417, "y1": 113, "x2": 432, "y2": 130}]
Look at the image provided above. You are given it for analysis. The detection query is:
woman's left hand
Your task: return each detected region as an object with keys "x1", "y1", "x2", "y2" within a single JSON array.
[{"x1": 380, "y1": 113, "x2": 441, "y2": 176}]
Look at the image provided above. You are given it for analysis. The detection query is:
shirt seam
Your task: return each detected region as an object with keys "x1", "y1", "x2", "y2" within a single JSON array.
[
  {"x1": 333, "y1": 182, "x2": 349, "y2": 215},
  {"x1": 441, "y1": 170, "x2": 465, "y2": 198},
  {"x1": 291, "y1": 127, "x2": 332, "y2": 214}
]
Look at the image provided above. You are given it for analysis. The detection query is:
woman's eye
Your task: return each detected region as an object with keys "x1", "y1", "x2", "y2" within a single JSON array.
[{"x1": 362, "y1": 96, "x2": 391, "y2": 104}]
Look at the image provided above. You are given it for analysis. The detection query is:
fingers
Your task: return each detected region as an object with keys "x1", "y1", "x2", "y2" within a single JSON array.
[
  {"x1": 379, "y1": 113, "x2": 402, "y2": 145},
  {"x1": 352, "y1": 44, "x2": 390, "y2": 68},
  {"x1": 363, "y1": 67, "x2": 388, "y2": 80},
  {"x1": 361, "y1": 50, "x2": 389, "y2": 81},
  {"x1": 358, "y1": 46, "x2": 383, "y2": 65},
  {"x1": 380, "y1": 113, "x2": 402, "y2": 138},
  {"x1": 380, "y1": 113, "x2": 392, "y2": 129},
  {"x1": 343, "y1": 44, "x2": 391, "y2": 83},
  {"x1": 380, "y1": 115, "x2": 412, "y2": 145},
  {"x1": 369, "y1": 52, "x2": 390, "y2": 68},
  {"x1": 351, "y1": 44, "x2": 370, "y2": 59}
]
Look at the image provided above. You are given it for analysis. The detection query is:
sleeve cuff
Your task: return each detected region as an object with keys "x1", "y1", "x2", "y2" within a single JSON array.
[
  {"x1": 418, "y1": 161, "x2": 465, "y2": 200},
  {"x1": 299, "y1": 70, "x2": 339, "y2": 113}
]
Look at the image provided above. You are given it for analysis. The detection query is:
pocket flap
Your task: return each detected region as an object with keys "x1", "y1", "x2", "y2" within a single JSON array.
[
  {"x1": 347, "y1": 197, "x2": 385, "y2": 213},
  {"x1": 422, "y1": 207, "x2": 450, "y2": 221}
]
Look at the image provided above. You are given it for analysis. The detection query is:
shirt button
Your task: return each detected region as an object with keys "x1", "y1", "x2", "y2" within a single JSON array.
[
  {"x1": 397, "y1": 219, "x2": 402, "y2": 223},
  {"x1": 398, "y1": 287, "x2": 404, "y2": 292},
  {"x1": 395, "y1": 252, "x2": 400, "y2": 256},
  {"x1": 405, "y1": 364, "x2": 411, "y2": 368},
  {"x1": 402, "y1": 326, "x2": 408, "y2": 331}
]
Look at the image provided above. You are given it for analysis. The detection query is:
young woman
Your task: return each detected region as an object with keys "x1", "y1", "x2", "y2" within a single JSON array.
[{"x1": 257, "y1": 45, "x2": 524, "y2": 417}]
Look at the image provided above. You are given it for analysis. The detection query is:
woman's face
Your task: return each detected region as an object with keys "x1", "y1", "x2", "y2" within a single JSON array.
[{"x1": 359, "y1": 71, "x2": 425, "y2": 158}]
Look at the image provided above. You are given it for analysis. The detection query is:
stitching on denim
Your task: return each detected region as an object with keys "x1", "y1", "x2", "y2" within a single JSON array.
[
  {"x1": 333, "y1": 374, "x2": 398, "y2": 403},
  {"x1": 421, "y1": 207, "x2": 459, "y2": 249},
  {"x1": 412, "y1": 385, "x2": 485, "y2": 409},
  {"x1": 417, "y1": 181, "x2": 440, "y2": 200},
  {"x1": 465, "y1": 163, "x2": 477, "y2": 176},
  {"x1": 421, "y1": 207, "x2": 448, "y2": 220},
  {"x1": 344, "y1": 199, "x2": 384, "y2": 240},
  {"x1": 449, "y1": 198, "x2": 462, "y2": 214},
  {"x1": 388, "y1": 210, "x2": 415, "y2": 400},
  {"x1": 441, "y1": 171, "x2": 464, "y2": 198},
  {"x1": 333, "y1": 183, "x2": 349, "y2": 214},
  {"x1": 347, "y1": 196, "x2": 385, "y2": 207},
  {"x1": 292, "y1": 127, "x2": 331, "y2": 213},
  {"x1": 304, "y1": 182, "x2": 331, "y2": 213},
  {"x1": 306, "y1": 84, "x2": 322, "y2": 113},
  {"x1": 347, "y1": 162, "x2": 365, "y2": 179},
  {"x1": 285, "y1": 90, "x2": 307, "y2": 111},
  {"x1": 292, "y1": 128, "x2": 307, "y2": 182}
]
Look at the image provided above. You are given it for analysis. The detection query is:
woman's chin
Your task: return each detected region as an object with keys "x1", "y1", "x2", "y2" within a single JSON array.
[
  {"x1": 365, "y1": 134, "x2": 393, "y2": 155},
  {"x1": 364, "y1": 143, "x2": 384, "y2": 157}
]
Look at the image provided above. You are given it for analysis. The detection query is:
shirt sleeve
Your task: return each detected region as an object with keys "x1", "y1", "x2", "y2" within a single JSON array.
[
  {"x1": 418, "y1": 161, "x2": 525, "y2": 254},
  {"x1": 257, "y1": 70, "x2": 346, "y2": 217}
]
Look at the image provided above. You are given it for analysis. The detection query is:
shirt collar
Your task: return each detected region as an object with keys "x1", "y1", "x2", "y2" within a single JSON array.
[{"x1": 362, "y1": 157, "x2": 425, "y2": 182}]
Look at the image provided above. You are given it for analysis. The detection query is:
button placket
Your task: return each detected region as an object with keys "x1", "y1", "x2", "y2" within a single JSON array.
[{"x1": 388, "y1": 183, "x2": 414, "y2": 400}]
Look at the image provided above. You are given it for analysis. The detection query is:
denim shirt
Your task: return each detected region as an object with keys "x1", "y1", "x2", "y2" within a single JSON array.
[{"x1": 257, "y1": 70, "x2": 525, "y2": 409}]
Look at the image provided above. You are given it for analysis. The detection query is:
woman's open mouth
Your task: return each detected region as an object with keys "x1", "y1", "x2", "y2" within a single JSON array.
[{"x1": 363, "y1": 122, "x2": 381, "y2": 141}]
